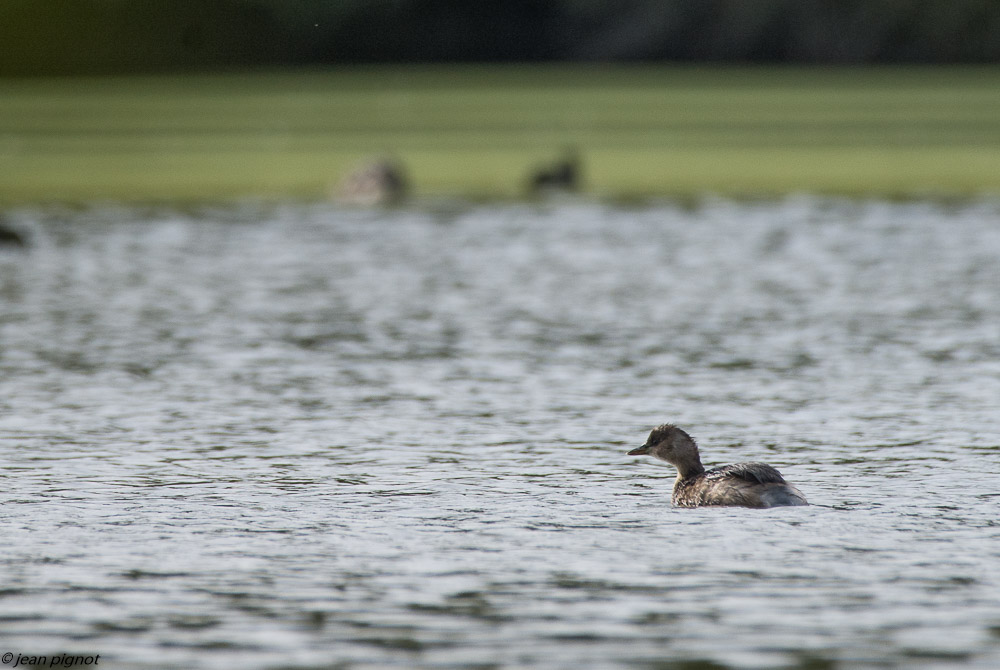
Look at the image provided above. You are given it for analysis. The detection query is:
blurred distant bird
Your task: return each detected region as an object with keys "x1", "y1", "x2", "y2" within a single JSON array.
[
  {"x1": 335, "y1": 158, "x2": 408, "y2": 206},
  {"x1": 528, "y1": 149, "x2": 580, "y2": 195},
  {"x1": 0, "y1": 217, "x2": 26, "y2": 247}
]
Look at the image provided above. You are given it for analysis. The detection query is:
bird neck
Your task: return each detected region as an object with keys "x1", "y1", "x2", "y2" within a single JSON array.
[{"x1": 674, "y1": 459, "x2": 706, "y2": 480}]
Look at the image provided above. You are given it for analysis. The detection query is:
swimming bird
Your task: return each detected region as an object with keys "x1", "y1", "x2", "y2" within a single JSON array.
[
  {"x1": 335, "y1": 158, "x2": 407, "y2": 206},
  {"x1": 627, "y1": 424, "x2": 808, "y2": 508},
  {"x1": 0, "y1": 216, "x2": 26, "y2": 247},
  {"x1": 528, "y1": 149, "x2": 580, "y2": 194}
]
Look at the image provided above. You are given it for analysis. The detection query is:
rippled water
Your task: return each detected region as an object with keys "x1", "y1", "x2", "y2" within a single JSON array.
[{"x1": 1, "y1": 198, "x2": 999, "y2": 669}]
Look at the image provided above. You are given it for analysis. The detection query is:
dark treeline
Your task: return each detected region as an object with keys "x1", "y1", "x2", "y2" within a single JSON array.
[{"x1": 4, "y1": 0, "x2": 1000, "y2": 76}]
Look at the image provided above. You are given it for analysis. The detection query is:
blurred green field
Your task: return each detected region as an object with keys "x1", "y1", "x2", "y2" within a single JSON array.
[{"x1": 3, "y1": 65, "x2": 1000, "y2": 203}]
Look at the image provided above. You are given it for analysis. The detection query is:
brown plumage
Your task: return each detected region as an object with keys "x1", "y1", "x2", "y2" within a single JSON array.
[{"x1": 627, "y1": 424, "x2": 808, "y2": 508}]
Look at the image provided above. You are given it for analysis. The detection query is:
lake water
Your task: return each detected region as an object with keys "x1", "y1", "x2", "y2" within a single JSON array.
[{"x1": 1, "y1": 198, "x2": 999, "y2": 669}]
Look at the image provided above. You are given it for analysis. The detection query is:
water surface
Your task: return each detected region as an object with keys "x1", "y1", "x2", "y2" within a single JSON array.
[{"x1": 1, "y1": 198, "x2": 999, "y2": 669}]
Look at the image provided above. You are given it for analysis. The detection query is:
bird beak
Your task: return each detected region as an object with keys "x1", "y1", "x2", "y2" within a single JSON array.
[{"x1": 627, "y1": 445, "x2": 651, "y2": 456}]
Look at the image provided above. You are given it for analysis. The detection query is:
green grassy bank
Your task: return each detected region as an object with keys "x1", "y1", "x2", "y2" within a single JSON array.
[{"x1": 3, "y1": 66, "x2": 1000, "y2": 203}]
